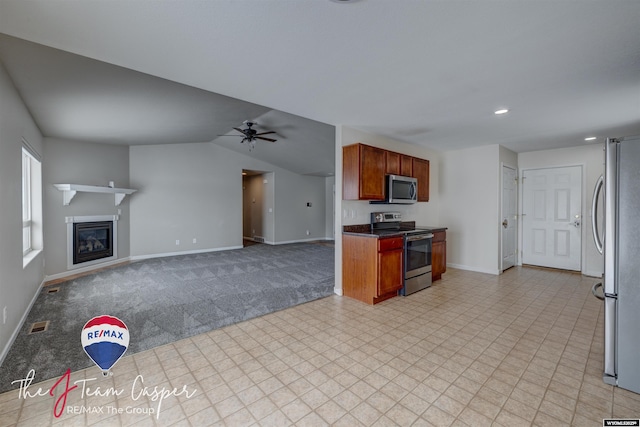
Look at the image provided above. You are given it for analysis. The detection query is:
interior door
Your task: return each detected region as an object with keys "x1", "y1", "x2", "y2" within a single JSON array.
[
  {"x1": 501, "y1": 165, "x2": 517, "y2": 271},
  {"x1": 522, "y1": 166, "x2": 582, "y2": 270}
]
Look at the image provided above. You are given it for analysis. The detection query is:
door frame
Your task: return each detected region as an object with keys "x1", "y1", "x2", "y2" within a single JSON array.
[
  {"x1": 500, "y1": 163, "x2": 518, "y2": 272},
  {"x1": 518, "y1": 163, "x2": 587, "y2": 274}
]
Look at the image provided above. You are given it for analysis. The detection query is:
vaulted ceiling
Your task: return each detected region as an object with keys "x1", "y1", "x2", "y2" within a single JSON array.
[{"x1": 1, "y1": 1, "x2": 639, "y2": 174}]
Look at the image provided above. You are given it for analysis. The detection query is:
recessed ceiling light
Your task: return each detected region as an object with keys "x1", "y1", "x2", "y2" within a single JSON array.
[
  {"x1": 585, "y1": 136, "x2": 597, "y2": 141},
  {"x1": 494, "y1": 109, "x2": 509, "y2": 115}
]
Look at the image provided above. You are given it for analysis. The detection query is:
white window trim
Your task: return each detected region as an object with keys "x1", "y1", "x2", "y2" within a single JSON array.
[
  {"x1": 22, "y1": 147, "x2": 33, "y2": 256},
  {"x1": 22, "y1": 140, "x2": 42, "y2": 267}
]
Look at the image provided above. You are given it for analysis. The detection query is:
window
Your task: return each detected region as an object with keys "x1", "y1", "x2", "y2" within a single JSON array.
[
  {"x1": 22, "y1": 143, "x2": 42, "y2": 259},
  {"x1": 23, "y1": 148, "x2": 31, "y2": 254}
]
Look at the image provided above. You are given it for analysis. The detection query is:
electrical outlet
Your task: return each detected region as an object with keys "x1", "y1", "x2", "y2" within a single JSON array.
[
  {"x1": 306, "y1": 230, "x2": 310, "y2": 235},
  {"x1": 175, "y1": 240, "x2": 180, "y2": 245},
  {"x1": 192, "y1": 238, "x2": 197, "y2": 244}
]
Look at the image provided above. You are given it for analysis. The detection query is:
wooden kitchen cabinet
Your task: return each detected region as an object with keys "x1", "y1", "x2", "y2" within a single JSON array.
[
  {"x1": 400, "y1": 154, "x2": 413, "y2": 176},
  {"x1": 343, "y1": 143, "x2": 386, "y2": 200},
  {"x1": 385, "y1": 151, "x2": 414, "y2": 177},
  {"x1": 432, "y1": 230, "x2": 446, "y2": 281},
  {"x1": 342, "y1": 235, "x2": 403, "y2": 304},
  {"x1": 343, "y1": 142, "x2": 430, "y2": 202},
  {"x1": 412, "y1": 158, "x2": 430, "y2": 202},
  {"x1": 385, "y1": 151, "x2": 400, "y2": 175}
]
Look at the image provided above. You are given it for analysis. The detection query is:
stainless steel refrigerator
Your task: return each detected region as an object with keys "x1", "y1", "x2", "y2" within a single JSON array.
[{"x1": 591, "y1": 135, "x2": 640, "y2": 393}]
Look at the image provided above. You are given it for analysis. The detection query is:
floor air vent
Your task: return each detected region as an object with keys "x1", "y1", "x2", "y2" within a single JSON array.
[
  {"x1": 29, "y1": 321, "x2": 50, "y2": 334},
  {"x1": 47, "y1": 287, "x2": 60, "y2": 294},
  {"x1": 253, "y1": 236, "x2": 265, "y2": 243}
]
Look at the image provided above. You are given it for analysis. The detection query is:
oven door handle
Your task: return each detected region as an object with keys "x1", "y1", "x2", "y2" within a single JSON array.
[{"x1": 406, "y1": 233, "x2": 433, "y2": 242}]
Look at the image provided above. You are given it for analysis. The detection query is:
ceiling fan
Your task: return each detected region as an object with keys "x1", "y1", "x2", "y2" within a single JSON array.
[{"x1": 219, "y1": 121, "x2": 277, "y2": 150}]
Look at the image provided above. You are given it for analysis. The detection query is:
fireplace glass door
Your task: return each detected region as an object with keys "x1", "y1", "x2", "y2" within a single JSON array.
[{"x1": 73, "y1": 221, "x2": 113, "y2": 264}]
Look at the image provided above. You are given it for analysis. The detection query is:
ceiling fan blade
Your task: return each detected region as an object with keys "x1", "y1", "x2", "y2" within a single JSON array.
[
  {"x1": 217, "y1": 134, "x2": 244, "y2": 137},
  {"x1": 233, "y1": 127, "x2": 247, "y2": 134},
  {"x1": 254, "y1": 131, "x2": 276, "y2": 136},
  {"x1": 255, "y1": 136, "x2": 277, "y2": 142}
]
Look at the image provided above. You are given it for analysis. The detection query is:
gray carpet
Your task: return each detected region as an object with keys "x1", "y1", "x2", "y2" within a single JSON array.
[{"x1": 0, "y1": 242, "x2": 334, "y2": 393}]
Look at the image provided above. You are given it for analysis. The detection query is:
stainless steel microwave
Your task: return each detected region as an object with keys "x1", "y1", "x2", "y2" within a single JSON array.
[{"x1": 386, "y1": 174, "x2": 417, "y2": 204}]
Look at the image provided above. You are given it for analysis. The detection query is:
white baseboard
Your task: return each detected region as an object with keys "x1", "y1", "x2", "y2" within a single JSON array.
[
  {"x1": 583, "y1": 269, "x2": 603, "y2": 278},
  {"x1": 0, "y1": 279, "x2": 44, "y2": 367},
  {"x1": 265, "y1": 237, "x2": 334, "y2": 245},
  {"x1": 45, "y1": 245, "x2": 245, "y2": 281},
  {"x1": 44, "y1": 257, "x2": 132, "y2": 282},
  {"x1": 447, "y1": 263, "x2": 500, "y2": 276},
  {"x1": 130, "y1": 245, "x2": 243, "y2": 261},
  {"x1": 45, "y1": 240, "x2": 332, "y2": 281},
  {"x1": 333, "y1": 287, "x2": 343, "y2": 296}
]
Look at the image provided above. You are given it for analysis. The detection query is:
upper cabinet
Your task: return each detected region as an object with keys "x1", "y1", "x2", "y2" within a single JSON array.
[
  {"x1": 400, "y1": 154, "x2": 413, "y2": 177},
  {"x1": 412, "y1": 158, "x2": 430, "y2": 202},
  {"x1": 343, "y1": 143, "x2": 386, "y2": 200},
  {"x1": 385, "y1": 151, "x2": 400, "y2": 175},
  {"x1": 343, "y1": 143, "x2": 430, "y2": 202}
]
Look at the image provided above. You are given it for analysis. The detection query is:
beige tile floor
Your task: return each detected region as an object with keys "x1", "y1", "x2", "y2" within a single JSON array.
[{"x1": 1, "y1": 266, "x2": 639, "y2": 426}]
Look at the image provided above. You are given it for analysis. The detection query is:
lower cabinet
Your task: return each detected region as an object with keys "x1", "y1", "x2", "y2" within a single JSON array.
[
  {"x1": 342, "y1": 235, "x2": 403, "y2": 305},
  {"x1": 432, "y1": 230, "x2": 446, "y2": 281}
]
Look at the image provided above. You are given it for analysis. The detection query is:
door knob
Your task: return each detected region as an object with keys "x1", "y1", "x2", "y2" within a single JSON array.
[{"x1": 502, "y1": 219, "x2": 508, "y2": 228}]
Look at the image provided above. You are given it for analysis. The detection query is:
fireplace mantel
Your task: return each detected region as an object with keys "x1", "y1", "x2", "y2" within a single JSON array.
[{"x1": 54, "y1": 183, "x2": 137, "y2": 206}]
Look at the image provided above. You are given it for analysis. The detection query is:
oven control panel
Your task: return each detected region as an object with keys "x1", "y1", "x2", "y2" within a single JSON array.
[{"x1": 372, "y1": 212, "x2": 402, "y2": 223}]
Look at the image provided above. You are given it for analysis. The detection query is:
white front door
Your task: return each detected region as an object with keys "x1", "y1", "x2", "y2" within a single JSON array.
[
  {"x1": 501, "y1": 165, "x2": 517, "y2": 271},
  {"x1": 522, "y1": 166, "x2": 582, "y2": 271}
]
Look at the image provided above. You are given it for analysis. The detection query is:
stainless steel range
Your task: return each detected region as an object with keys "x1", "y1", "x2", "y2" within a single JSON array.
[{"x1": 371, "y1": 212, "x2": 433, "y2": 296}]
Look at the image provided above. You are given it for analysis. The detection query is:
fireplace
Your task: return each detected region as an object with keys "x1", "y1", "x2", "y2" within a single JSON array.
[
  {"x1": 66, "y1": 215, "x2": 119, "y2": 270},
  {"x1": 73, "y1": 221, "x2": 113, "y2": 264}
]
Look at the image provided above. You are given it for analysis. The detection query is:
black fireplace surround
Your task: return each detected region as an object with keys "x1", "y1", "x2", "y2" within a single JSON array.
[{"x1": 73, "y1": 221, "x2": 113, "y2": 264}]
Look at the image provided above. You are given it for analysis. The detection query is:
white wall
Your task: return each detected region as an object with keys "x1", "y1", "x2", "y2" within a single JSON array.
[
  {"x1": 43, "y1": 138, "x2": 131, "y2": 276},
  {"x1": 334, "y1": 125, "x2": 442, "y2": 294},
  {"x1": 273, "y1": 170, "x2": 328, "y2": 243},
  {"x1": 518, "y1": 144, "x2": 604, "y2": 277},
  {"x1": 440, "y1": 145, "x2": 503, "y2": 275},
  {"x1": 262, "y1": 172, "x2": 275, "y2": 243},
  {"x1": 325, "y1": 176, "x2": 335, "y2": 239},
  {"x1": 129, "y1": 142, "x2": 329, "y2": 258},
  {"x1": 0, "y1": 61, "x2": 45, "y2": 363}
]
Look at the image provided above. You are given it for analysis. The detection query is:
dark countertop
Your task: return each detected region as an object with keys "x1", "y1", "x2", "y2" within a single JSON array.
[
  {"x1": 416, "y1": 226, "x2": 448, "y2": 233},
  {"x1": 343, "y1": 224, "x2": 447, "y2": 238}
]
